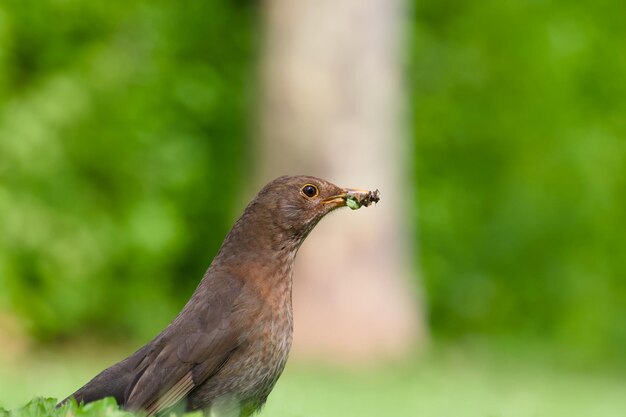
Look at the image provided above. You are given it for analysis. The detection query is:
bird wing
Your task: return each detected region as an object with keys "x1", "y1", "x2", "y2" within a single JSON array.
[{"x1": 124, "y1": 272, "x2": 250, "y2": 415}]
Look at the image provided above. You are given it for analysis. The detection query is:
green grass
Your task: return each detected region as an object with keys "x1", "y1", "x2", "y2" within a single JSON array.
[
  {"x1": 0, "y1": 398, "x2": 132, "y2": 417},
  {"x1": 1, "y1": 345, "x2": 624, "y2": 417}
]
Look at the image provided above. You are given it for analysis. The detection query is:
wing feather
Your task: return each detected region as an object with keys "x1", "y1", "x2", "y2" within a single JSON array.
[
  {"x1": 123, "y1": 271, "x2": 249, "y2": 415},
  {"x1": 144, "y1": 371, "x2": 195, "y2": 416}
]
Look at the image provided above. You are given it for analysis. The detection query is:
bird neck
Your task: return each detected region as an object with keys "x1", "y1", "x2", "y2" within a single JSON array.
[{"x1": 211, "y1": 203, "x2": 303, "y2": 288}]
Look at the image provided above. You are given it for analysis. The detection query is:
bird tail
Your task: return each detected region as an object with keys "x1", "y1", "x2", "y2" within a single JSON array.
[{"x1": 58, "y1": 349, "x2": 147, "y2": 409}]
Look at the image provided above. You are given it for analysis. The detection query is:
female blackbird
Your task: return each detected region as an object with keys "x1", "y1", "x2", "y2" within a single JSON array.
[{"x1": 62, "y1": 175, "x2": 379, "y2": 417}]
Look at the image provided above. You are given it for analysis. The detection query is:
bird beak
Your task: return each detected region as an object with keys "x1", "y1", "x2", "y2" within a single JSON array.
[{"x1": 322, "y1": 188, "x2": 372, "y2": 207}]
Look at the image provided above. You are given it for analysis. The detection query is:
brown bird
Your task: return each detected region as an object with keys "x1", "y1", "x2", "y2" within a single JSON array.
[{"x1": 61, "y1": 175, "x2": 380, "y2": 417}]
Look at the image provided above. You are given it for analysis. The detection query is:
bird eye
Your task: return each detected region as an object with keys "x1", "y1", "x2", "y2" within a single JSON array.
[{"x1": 301, "y1": 184, "x2": 319, "y2": 198}]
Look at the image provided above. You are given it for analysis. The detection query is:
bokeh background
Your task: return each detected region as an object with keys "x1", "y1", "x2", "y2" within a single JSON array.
[{"x1": 1, "y1": 1, "x2": 625, "y2": 416}]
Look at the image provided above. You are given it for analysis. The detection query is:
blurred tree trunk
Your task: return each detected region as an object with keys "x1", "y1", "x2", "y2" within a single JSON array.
[{"x1": 257, "y1": 0, "x2": 425, "y2": 362}]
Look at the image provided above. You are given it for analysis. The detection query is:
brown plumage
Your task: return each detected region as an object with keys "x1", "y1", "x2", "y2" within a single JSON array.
[{"x1": 61, "y1": 175, "x2": 379, "y2": 417}]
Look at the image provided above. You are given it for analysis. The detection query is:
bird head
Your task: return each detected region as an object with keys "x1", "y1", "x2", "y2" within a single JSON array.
[
  {"x1": 213, "y1": 175, "x2": 380, "y2": 268},
  {"x1": 253, "y1": 175, "x2": 379, "y2": 243}
]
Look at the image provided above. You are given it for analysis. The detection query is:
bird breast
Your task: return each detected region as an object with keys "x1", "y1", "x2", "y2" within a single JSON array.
[
  {"x1": 253, "y1": 274, "x2": 294, "y2": 381},
  {"x1": 229, "y1": 258, "x2": 295, "y2": 403}
]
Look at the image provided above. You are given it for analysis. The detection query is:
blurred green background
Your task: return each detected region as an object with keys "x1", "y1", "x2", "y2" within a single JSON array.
[
  {"x1": 0, "y1": 0, "x2": 256, "y2": 342},
  {"x1": 1, "y1": 0, "x2": 625, "y2": 414},
  {"x1": 413, "y1": 0, "x2": 626, "y2": 364}
]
